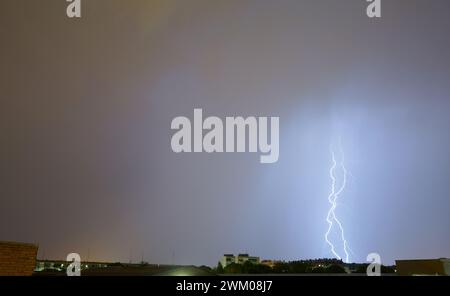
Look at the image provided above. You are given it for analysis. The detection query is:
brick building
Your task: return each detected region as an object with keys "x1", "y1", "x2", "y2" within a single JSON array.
[
  {"x1": 0, "y1": 241, "x2": 39, "y2": 276},
  {"x1": 396, "y1": 258, "x2": 450, "y2": 276}
]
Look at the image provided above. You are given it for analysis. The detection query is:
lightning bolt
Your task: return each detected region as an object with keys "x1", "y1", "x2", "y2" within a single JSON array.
[{"x1": 324, "y1": 141, "x2": 350, "y2": 263}]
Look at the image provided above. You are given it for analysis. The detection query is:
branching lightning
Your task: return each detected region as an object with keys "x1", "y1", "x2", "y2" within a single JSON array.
[{"x1": 325, "y1": 142, "x2": 350, "y2": 263}]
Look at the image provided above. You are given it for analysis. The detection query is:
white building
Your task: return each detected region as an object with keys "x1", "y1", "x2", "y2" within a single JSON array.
[{"x1": 220, "y1": 254, "x2": 260, "y2": 268}]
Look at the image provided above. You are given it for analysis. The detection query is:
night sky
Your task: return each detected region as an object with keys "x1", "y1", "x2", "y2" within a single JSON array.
[{"x1": 1, "y1": 0, "x2": 449, "y2": 266}]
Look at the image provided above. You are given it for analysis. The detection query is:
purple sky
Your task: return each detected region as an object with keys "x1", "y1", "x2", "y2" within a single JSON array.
[{"x1": 1, "y1": 0, "x2": 449, "y2": 266}]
